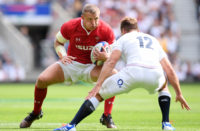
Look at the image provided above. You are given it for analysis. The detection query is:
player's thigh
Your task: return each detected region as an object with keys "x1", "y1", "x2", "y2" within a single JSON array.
[
  {"x1": 90, "y1": 66, "x2": 117, "y2": 82},
  {"x1": 99, "y1": 71, "x2": 132, "y2": 99},
  {"x1": 36, "y1": 62, "x2": 64, "y2": 87}
]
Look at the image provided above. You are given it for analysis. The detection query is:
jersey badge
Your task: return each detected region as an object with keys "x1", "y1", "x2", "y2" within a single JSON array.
[{"x1": 117, "y1": 79, "x2": 123, "y2": 88}]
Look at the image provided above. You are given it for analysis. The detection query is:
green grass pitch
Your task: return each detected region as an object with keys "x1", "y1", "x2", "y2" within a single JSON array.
[{"x1": 0, "y1": 83, "x2": 200, "y2": 131}]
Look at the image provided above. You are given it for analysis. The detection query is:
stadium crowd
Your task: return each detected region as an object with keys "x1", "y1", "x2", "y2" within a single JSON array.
[
  {"x1": 0, "y1": 52, "x2": 25, "y2": 81},
  {"x1": 0, "y1": 0, "x2": 200, "y2": 82}
]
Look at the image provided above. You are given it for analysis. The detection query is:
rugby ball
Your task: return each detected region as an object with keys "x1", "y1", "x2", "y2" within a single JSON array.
[{"x1": 91, "y1": 41, "x2": 111, "y2": 66}]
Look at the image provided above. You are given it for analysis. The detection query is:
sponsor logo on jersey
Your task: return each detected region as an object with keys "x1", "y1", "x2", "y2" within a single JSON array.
[
  {"x1": 75, "y1": 45, "x2": 94, "y2": 50},
  {"x1": 117, "y1": 79, "x2": 123, "y2": 88}
]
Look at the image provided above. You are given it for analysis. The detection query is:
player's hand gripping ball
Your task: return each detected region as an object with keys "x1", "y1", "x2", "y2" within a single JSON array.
[{"x1": 91, "y1": 41, "x2": 111, "y2": 66}]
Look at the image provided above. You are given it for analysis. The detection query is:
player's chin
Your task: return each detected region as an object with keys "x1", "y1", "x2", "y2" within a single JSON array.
[{"x1": 90, "y1": 26, "x2": 97, "y2": 30}]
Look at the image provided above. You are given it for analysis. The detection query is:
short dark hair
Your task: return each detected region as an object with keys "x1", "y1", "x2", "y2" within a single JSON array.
[
  {"x1": 82, "y1": 4, "x2": 100, "y2": 15},
  {"x1": 120, "y1": 17, "x2": 138, "y2": 32}
]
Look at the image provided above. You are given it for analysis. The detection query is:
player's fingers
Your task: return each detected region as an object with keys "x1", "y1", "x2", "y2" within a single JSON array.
[
  {"x1": 61, "y1": 59, "x2": 68, "y2": 65},
  {"x1": 176, "y1": 98, "x2": 184, "y2": 109},
  {"x1": 63, "y1": 58, "x2": 73, "y2": 65},
  {"x1": 68, "y1": 56, "x2": 76, "y2": 60},
  {"x1": 86, "y1": 92, "x2": 92, "y2": 99},
  {"x1": 85, "y1": 95, "x2": 90, "y2": 100},
  {"x1": 61, "y1": 57, "x2": 73, "y2": 64},
  {"x1": 181, "y1": 97, "x2": 191, "y2": 110},
  {"x1": 93, "y1": 49, "x2": 100, "y2": 56},
  {"x1": 101, "y1": 46, "x2": 106, "y2": 52},
  {"x1": 181, "y1": 103, "x2": 184, "y2": 109},
  {"x1": 180, "y1": 99, "x2": 190, "y2": 110},
  {"x1": 184, "y1": 105, "x2": 190, "y2": 110},
  {"x1": 95, "y1": 48, "x2": 100, "y2": 53},
  {"x1": 61, "y1": 61, "x2": 66, "y2": 65},
  {"x1": 66, "y1": 61, "x2": 72, "y2": 64},
  {"x1": 186, "y1": 105, "x2": 191, "y2": 110},
  {"x1": 66, "y1": 58, "x2": 72, "y2": 62},
  {"x1": 86, "y1": 92, "x2": 95, "y2": 100},
  {"x1": 93, "y1": 51, "x2": 98, "y2": 56},
  {"x1": 175, "y1": 98, "x2": 178, "y2": 102},
  {"x1": 183, "y1": 102, "x2": 191, "y2": 110}
]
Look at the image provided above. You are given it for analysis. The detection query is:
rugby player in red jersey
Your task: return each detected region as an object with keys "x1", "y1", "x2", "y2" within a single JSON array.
[{"x1": 20, "y1": 4, "x2": 116, "y2": 129}]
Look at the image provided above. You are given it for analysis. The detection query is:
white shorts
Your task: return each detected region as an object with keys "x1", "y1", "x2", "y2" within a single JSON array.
[
  {"x1": 99, "y1": 65, "x2": 166, "y2": 99},
  {"x1": 57, "y1": 61, "x2": 95, "y2": 84}
]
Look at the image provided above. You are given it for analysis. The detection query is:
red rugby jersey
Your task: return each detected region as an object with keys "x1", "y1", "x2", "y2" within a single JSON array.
[{"x1": 60, "y1": 18, "x2": 115, "y2": 64}]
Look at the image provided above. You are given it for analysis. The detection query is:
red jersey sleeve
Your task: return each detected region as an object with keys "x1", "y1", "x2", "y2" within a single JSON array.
[{"x1": 60, "y1": 19, "x2": 78, "y2": 40}]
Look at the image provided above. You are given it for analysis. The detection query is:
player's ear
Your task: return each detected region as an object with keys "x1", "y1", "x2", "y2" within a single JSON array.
[
  {"x1": 81, "y1": 13, "x2": 85, "y2": 19},
  {"x1": 121, "y1": 28, "x2": 125, "y2": 35}
]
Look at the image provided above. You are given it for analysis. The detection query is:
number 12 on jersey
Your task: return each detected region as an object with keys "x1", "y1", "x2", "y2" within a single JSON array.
[{"x1": 136, "y1": 36, "x2": 153, "y2": 49}]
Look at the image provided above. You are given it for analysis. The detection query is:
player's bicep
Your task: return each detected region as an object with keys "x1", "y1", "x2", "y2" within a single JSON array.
[{"x1": 160, "y1": 57, "x2": 174, "y2": 76}]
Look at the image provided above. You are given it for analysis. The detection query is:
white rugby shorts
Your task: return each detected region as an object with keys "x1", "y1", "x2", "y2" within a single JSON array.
[
  {"x1": 57, "y1": 61, "x2": 95, "y2": 84},
  {"x1": 99, "y1": 65, "x2": 166, "y2": 99}
]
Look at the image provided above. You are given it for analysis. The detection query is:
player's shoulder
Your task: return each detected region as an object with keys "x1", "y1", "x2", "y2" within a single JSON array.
[
  {"x1": 139, "y1": 32, "x2": 158, "y2": 41},
  {"x1": 98, "y1": 19, "x2": 112, "y2": 31},
  {"x1": 120, "y1": 31, "x2": 138, "y2": 41},
  {"x1": 141, "y1": 32, "x2": 156, "y2": 38},
  {"x1": 65, "y1": 17, "x2": 81, "y2": 24},
  {"x1": 99, "y1": 19, "x2": 110, "y2": 27}
]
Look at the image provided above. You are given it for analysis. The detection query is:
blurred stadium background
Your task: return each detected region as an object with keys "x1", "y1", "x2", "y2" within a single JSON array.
[{"x1": 0, "y1": 0, "x2": 200, "y2": 83}]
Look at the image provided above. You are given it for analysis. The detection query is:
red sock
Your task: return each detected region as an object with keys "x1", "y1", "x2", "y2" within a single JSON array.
[
  {"x1": 104, "y1": 96, "x2": 115, "y2": 116},
  {"x1": 33, "y1": 85, "x2": 47, "y2": 115}
]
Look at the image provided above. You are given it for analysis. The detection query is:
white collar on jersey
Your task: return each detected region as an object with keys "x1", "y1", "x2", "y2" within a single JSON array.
[{"x1": 81, "y1": 19, "x2": 92, "y2": 35}]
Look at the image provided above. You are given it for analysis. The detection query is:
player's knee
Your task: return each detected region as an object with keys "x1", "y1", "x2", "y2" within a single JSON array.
[
  {"x1": 91, "y1": 76, "x2": 98, "y2": 82},
  {"x1": 96, "y1": 93, "x2": 104, "y2": 102},
  {"x1": 90, "y1": 66, "x2": 102, "y2": 82},
  {"x1": 36, "y1": 75, "x2": 48, "y2": 88},
  {"x1": 90, "y1": 72, "x2": 99, "y2": 82}
]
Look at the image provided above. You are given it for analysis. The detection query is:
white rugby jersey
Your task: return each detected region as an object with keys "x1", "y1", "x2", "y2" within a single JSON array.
[{"x1": 112, "y1": 31, "x2": 167, "y2": 68}]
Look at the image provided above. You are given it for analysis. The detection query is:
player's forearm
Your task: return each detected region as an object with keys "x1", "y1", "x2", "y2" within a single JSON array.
[
  {"x1": 97, "y1": 59, "x2": 116, "y2": 86},
  {"x1": 97, "y1": 50, "x2": 120, "y2": 86},
  {"x1": 160, "y1": 58, "x2": 182, "y2": 96},
  {"x1": 167, "y1": 70, "x2": 182, "y2": 96},
  {"x1": 54, "y1": 40, "x2": 67, "y2": 59}
]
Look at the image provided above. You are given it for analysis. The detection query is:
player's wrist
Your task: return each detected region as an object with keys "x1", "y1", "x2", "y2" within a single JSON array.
[{"x1": 175, "y1": 90, "x2": 182, "y2": 97}]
